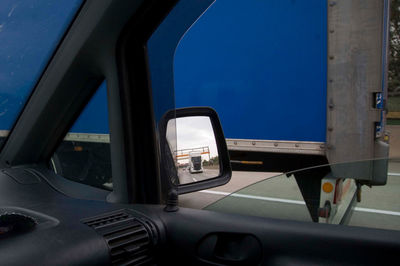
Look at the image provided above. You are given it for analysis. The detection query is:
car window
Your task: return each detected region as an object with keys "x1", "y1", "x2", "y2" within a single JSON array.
[
  {"x1": 160, "y1": 0, "x2": 399, "y2": 231},
  {"x1": 50, "y1": 81, "x2": 112, "y2": 190},
  {"x1": 0, "y1": 0, "x2": 83, "y2": 149},
  {"x1": 203, "y1": 158, "x2": 400, "y2": 231},
  {"x1": 175, "y1": 0, "x2": 328, "y2": 210}
]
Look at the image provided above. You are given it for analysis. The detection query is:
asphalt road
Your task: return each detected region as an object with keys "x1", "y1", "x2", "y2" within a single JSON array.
[
  {"x1": 179, "y1": 165, "x2": 400, "y2": 231},
  {"x1": 178, "y1": 168, "x2": 219, "y2": 184}
]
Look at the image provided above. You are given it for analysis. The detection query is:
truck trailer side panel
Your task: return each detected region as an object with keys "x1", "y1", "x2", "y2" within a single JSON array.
[
  {"x1": 174, "y1": 0, "x2": 389, "y2": 183},
  {"x1": 174, "y1": 0, "x2": 327, "y2": 143}
]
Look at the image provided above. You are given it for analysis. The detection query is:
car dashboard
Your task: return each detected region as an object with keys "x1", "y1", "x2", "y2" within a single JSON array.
[
  {"x1": 1, "y1": 166, "x2": 400, "y2": 266},
  {"x1": 0, "y1": 166, "x2": 168, "y2": 265}
]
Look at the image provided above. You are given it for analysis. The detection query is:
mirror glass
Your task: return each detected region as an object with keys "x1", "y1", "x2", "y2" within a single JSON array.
[{"x1": 167, "y1": 116, "x2": 220, "y2": 185}]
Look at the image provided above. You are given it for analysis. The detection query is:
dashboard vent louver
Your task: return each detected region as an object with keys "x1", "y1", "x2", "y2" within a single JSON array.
[{"x1": 82, "y1": 210, "x2": 153, "y2": 265}]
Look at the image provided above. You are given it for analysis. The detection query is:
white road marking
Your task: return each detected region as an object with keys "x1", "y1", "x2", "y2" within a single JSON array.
[
  {"x1": 200, "y1": 190, "x2": 400, "y2": 217},
  {"x1": 353, "y1": 207, "x2": 400, "y2": 216},
  {"x1": 388, "y1": 172, "x2": 400, "y2": 176},
  {"x1": 200, "y1": 190, "x2": 305, "y2": 205}
]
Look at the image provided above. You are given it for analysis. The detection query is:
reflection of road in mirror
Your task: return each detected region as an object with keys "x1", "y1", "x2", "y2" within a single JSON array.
[
  {"x1": 178, "y1": 166, "x2": 219, "y2": 184},
  {"x1": 170, "y1": 116, "x2": 221, "y2": 185}
]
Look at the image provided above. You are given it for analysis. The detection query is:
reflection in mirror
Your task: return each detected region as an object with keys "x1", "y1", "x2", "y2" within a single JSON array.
[{"x1": 167, "y1": 116, "x2": 220, "y2": 185}]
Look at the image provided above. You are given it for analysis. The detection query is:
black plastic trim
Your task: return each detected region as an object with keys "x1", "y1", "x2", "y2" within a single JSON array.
[
  {"x1": 116, "y1": 0, "x2": 178, "y2": 204},
  {"x1": 159, "y1": 107, "x2": 232, "y2": 195}
]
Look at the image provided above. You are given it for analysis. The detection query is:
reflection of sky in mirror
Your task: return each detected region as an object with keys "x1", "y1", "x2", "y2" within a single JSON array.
[{"x1": 167, "y1": 116, "x2": 218, "y2": 163}]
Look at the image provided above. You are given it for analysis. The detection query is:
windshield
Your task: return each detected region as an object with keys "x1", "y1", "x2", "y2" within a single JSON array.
[
  {"x1": 191, "y1": 156, "x2": 201, "y2": 164},
  {"x1": 0, "y1": 0, "x2": 83, "y2": 149}
]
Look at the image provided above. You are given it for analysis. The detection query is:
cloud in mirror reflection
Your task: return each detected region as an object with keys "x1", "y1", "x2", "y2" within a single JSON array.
[{"x1": 167, "y1": 116, "x2": 218, "y2": 163}]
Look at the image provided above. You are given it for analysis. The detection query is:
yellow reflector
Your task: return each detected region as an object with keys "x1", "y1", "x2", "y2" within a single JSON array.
[
  {"x1": 240, "y1": 161, "x2": 263, "y2": 165},
  {"x1": 322, "y1": 182, "x2": 334, "y2": 193},
  {"x1": 74, "y1": 146, "x2": 83, "y2": 152}
]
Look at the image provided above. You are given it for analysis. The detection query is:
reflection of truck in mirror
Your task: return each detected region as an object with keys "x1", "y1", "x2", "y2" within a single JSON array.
[
  {"x1": 189, "y1": 151, "x2": 203, "y2": 174},
  {"x1": 174, "y1": 0, "x2": 390, "y2": 224}
]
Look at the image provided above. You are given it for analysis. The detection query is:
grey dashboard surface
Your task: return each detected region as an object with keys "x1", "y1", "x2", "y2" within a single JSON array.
[{"x1": 0, "y1": 167, "x2": 166, "y2": 265}]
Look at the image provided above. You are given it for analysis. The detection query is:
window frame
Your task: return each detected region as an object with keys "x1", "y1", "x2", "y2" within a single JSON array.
[{"x1": 0, "y1": 0, "x2": 150, "y2": 204}]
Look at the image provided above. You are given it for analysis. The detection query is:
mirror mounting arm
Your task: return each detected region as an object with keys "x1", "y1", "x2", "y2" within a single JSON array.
[{"x1": 164, "y1": 188, "x2": 179, "y2": 212}]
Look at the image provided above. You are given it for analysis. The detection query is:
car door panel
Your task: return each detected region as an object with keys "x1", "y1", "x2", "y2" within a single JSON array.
[{"x1": 159, "y1": 207, "x2": 400, "y2": 265}]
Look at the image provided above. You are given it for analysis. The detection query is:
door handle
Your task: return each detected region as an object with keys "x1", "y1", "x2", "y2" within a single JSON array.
[{"x1": 197, "y1": 233, "x2": 262, "y2": 265}]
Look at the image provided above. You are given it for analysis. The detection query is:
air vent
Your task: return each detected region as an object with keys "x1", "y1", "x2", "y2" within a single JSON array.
[{"x1": 82, "y1": 210, "x2": 154, "y2": 265}]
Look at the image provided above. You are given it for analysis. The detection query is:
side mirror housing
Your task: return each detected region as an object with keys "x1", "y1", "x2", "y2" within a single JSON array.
[{"x1": 159, "y1": 107, "x2": 231, "y2": 195}]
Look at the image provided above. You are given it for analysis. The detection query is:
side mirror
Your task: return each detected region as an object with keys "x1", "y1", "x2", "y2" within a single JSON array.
[{"x1": 159, "y1": 107, "x2": 231, "y2": 195}]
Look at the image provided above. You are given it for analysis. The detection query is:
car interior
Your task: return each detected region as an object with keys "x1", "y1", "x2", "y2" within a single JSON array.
[{"x1": 0, "y1": 0, "x2": 399, "y2": 265}]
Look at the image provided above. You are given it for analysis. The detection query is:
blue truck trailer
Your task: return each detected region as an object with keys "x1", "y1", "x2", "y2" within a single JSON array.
[
  {"x1": 0, "y1": 0, "x2": 390, "y2": 224},
  {"x1": 175, "y1": 0, "x2": 389, "y2": 175},
  {"x1": 173, "y1": 0, "x2": 391, "y2": 223}
]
